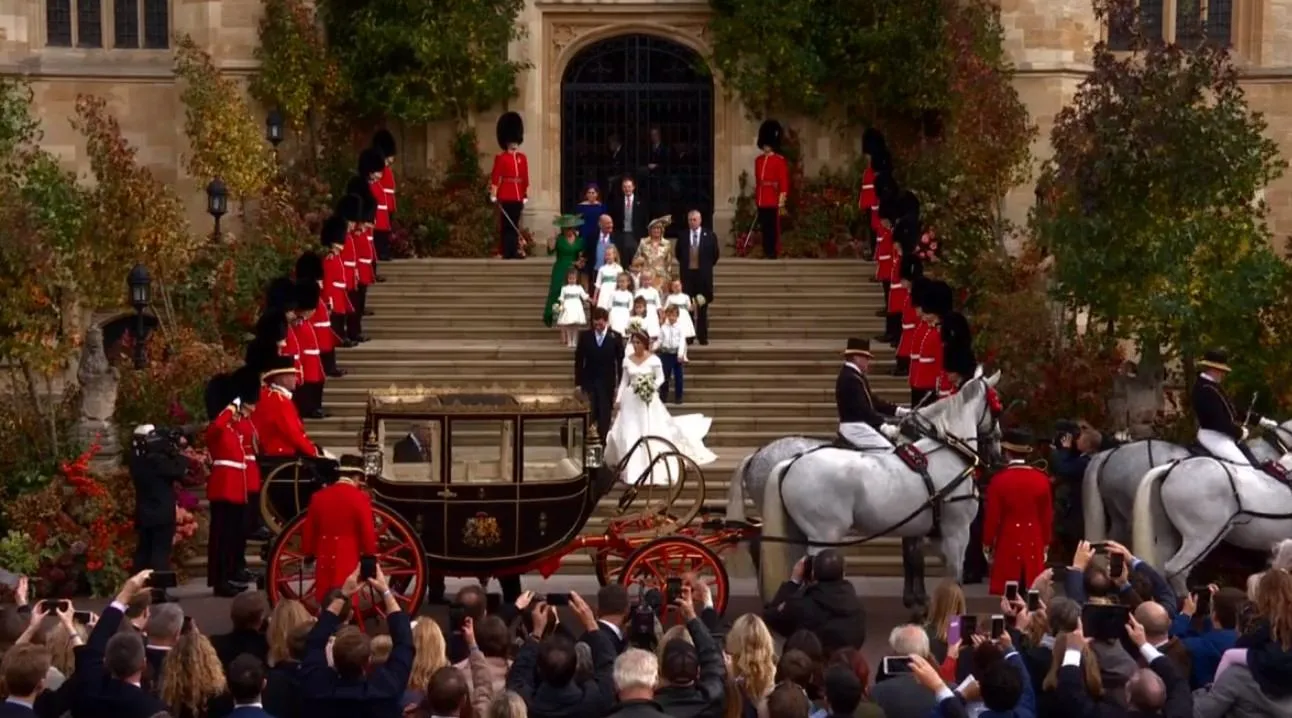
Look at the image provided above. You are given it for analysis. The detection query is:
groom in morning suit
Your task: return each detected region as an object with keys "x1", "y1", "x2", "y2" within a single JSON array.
[
  {"x1": 575, "y1": 307, "x2": 624, "y2": 441},
  {"x1": 675, "y1": 209, "x2": 719, "y2": 345}
]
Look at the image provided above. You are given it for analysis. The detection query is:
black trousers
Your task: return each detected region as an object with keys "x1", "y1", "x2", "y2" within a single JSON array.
[
  {"x1": 345, "y1": 289, "x2": 365, "y2": 339},
  {"x1": 207, "y1": 501, "x2": 246, "y2": 587},
  {"x1": 373, "y1": 229, "x2": 392, "y2": 262},
  {"x1": 963, "y1": 506, "x2": 989, "y2": 580},
  {"x1": 879, "y1": 280, "x2": 891, "y2": 310},
  {"x1": 133, "y1": 522, "x2": 174, "y2": 574},
  {"x1": 293, "y1": 381, "x2": 324, "y2": 415},
  {"x1": 499, "y1": 201, "x2": 524, "y2": 259},
  {"x1": 757, "y1": 207, "x2": 780, "y2": 259},
  {"x1": 330, "y1": 312, "x2": 348, "y2": 347},
  {"x1": 584, "y1": 383, "x2": 613, "y2": 443}
]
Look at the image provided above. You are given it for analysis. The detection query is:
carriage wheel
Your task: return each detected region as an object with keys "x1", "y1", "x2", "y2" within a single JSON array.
[
  {"x1": 618, "y1": 536, "x2": 730, "y2": 620},
  {"x1": 594, "y1": 548, "x2": 623, "y2": 587},
  {"x1": 266, "y1": 501, "x2": 429, "y2": 625},
  {"x1": 260, "y1": 459, "x2": 309, "y2": 535}
]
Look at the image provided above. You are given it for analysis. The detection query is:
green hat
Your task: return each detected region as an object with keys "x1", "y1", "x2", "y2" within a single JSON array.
[{"x1": 552, "y1": 214, "x2": 585, "y2": 230}]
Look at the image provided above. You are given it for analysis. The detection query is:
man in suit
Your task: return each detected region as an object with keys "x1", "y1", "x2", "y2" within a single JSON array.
[
  {"x1": 574, "y1": 307, "x2": 624, "y2": 442},
  {"x1": 1135, "y1": 601, "x2": 1192, "y2": 683},
  {"x1": 611, "y1": 176, "x2": 647, "y2": 263},
  {"x1": 143, "y1": 603, "x2": 184, "y2": 689},
  {"x1": 1, "y1": 644, "x2": 49, "y2": 716},
  {"x1": 1056, "y1": 616, "x2": 1193, "y2": 718},
  {"x1": 604, "y1": 133, "x2": 625, "y2": 193},
  {"x1": 227, "y1": 653, "x2": 274, "y2": 717},
  {"x1": 70, "y1": 570, "x2": 168, "y2": 718},
  {"x1": 675, "y1": 209, "x2": 719, "y2": 345},
  {"x1": 595, "y1": 584, "x2": 630, "y2": 654},
  {"x1": 586, "y1": 214, "x2": 616, "y2": 285},
  {"x1": 392, "y1": 424, "x2": 431, "y2": 464},
  {"x1": 644, "y1": 125, "x2": 670, "y2": 223}
]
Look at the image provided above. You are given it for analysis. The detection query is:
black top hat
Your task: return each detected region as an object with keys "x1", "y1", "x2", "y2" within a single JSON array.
[
  {"x1": 296, "y1": 278, "x2": 320, "y2": 312},
  {"x1": 334, "y1": 193, "x2": 362, "y2": 224},
  {"x1": 1198, "y1": 349, "x2": 1232, "y2": 373},
  {"x1": 295, "y1": 251, "x2": 324, "y2": 283},
  {"x1": 231, "y1": 365, "x2": 262, "y2": 405},
  {"x1": 358, "y1": 148, "x2": 385, "y2": 177},
  {"x1": 757, "y1": 120, "x2": 783, "y2": 152},
  {"x1": 497, "y1": 112, "x2": 524, "y2": 149},
  {"x1": 1001, "y1": 428, "x2": 1034, "y2": 454},
  {"x1": 265, "y1": 277, "x2": 299, "y2": 313},
  {"x1": 204, "y1": 372, "x2": 234, "y2": 421},
  {"x1": 371, "y1": 129, "x2": 397, "y2": 159},
  {"x1": 320, "y1": 215, "x2": 348, "y2": 248},
  {"x1": 843, "y1": 338, "x2": 873, "y2": 358}
]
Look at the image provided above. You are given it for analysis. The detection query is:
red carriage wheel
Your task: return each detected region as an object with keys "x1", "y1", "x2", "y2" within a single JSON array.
[
  {"x1": 594, "y1": 548, "x2": 623, "y2": 587},
  {"x1": 617, "y1": 536, "x2": 730, "y2": 620},
  {"x1": 266, "y1": 501, "x2": 429, "y2": 626}
]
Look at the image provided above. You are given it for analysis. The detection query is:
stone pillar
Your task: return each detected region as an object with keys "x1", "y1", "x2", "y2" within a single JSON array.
[{"x1": 76, "y1": 326, "x2": 122, "y2": 471}]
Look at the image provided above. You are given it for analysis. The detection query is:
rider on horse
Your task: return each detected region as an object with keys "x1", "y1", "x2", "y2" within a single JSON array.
[
  {"x1": 1193, "y1": 349, "x2": 1284, "y2": 481},
  {"x1": 837, "y1": 338, "x2": 909, "y2": 450}
]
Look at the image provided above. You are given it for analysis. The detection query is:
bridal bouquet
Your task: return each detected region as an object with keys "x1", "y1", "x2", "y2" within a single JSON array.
[{"x1": 631, "y1": 373, "x2": 656, "y2": 403}]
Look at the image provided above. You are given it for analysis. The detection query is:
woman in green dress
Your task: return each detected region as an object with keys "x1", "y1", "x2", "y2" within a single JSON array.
[{"x1": 543, "y1": 214, "x2": 587, "y2": 327}]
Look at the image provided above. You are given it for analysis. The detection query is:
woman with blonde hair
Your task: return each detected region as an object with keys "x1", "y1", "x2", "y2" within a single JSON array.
[
  {"x1": 1040, "y1": 633, "x2": 1105, "y2": 714},
  {"x1": 266, "y1": 599, "x2": 311, "y2": 667},
  {"x1": 403, "y1": 619, "x2": 449, "y2": 706},
  {"x1": 725, "y1": 614, "x2": 776, "y2": 718},
  {"x1": 45, "y1": 620, "x2": 86, "y2": 688},
  {"x1": 923, "y1": 580, "x2": 966, "y2": 662},
  {"x1": 158, "y1": 632, "x2": 230, "y2": 718},
  {"x1": 486, "y1": 690, "x2": 527, "y2": 718}
]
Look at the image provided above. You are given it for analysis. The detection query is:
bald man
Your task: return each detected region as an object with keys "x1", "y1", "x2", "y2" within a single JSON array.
[
  {"x1": 1134, "y1": 602, "x2": 1193, "y2": 680},
  {"x1": 1056, "y1": 616, "x2": 1193, "y2": 718}
]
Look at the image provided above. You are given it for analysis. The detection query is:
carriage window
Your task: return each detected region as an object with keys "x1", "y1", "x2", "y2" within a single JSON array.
[
  {"x1": 381, "y1": 419, "x2": 441, "y2": 483},
  {"x1": 449, "y1": 419, "x2": 516, "y2": 483},
  {"x1": 521, "y1": 418, "x2": 586, "y2": 482}
]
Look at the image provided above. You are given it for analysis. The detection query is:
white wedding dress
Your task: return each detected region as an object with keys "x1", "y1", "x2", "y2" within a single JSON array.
[{"x1": 605, "y1": 353, "x2": 717, "y2": 486}]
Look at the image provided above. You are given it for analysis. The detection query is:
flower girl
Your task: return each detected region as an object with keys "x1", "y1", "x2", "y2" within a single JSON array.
[
  {"x1": 593, "y1": 246, "x2": 623, "y2": 311},
  {"x1": 608, "y1": 272, "x2": 635, "y2": 335},
  {"x1": 554, "y1": 268, "x2": 590, "y2": 347},
  {"x1": 629, "y1": 296, "x2": 660, "y2": 343},
  {"x1": 634, "y1": 271, "x2": 663, "y2": 338},
  {"x1": 664, "y1": 278, "x2": 696, "y2": 342}
]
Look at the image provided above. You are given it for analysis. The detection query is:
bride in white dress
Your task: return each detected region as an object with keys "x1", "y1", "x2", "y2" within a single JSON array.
[{"x1": 604, "y1": 327, "x2": 717, "y2": 486}]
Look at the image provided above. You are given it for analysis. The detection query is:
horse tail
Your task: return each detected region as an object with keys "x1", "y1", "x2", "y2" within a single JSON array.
[
  {"x1": 1132, "y1": 463, "x2": 1175, "y2": 567},
  {"x1": 1082, "y1": 450, "x2": 1112, "y2": 542},
  {"x1": 758, "y1": 458, "x2": 799, "y2": 602},
  {"x1": 725, "y1": 452, "x2": 753, "y2": 523}
]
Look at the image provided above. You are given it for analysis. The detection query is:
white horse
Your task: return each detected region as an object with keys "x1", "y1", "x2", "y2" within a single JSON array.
[
  {"x1": 1132, "y1": 454, "x2": 1292, "y2": 596},
  {"x1": 738, "y1": 370, "x2": 1002, "y2": 605},
  {"x1": 1084, "y1": 422, "x2": 1292, "y2": 545}
]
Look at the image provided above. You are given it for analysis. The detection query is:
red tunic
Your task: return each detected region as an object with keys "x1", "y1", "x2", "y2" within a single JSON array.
[
  {"x1": 490, "y1": 151, "x2": 529, "y2": 202},
  {"x1": 896, "y1": 297, "x2": 919, "y2": 358},
  {"x1": 281, "y1": 332, "x2": 302, "y2": 380},
  {"x1": 983, "y1": 462, "x2": 1054, "y2": 595},
  {"x1": 302, "y1": 479, "x2": 378, "y2": 602},
  {"x1": 369, "y1": 178, "x2": 390, "y2": 231},
  {"x1": 380, "y1": 165, "x2": 397, "y2": 215},
  {"x1": 238, "y1": 416, "x2": 262, "y2": 494},
  {"x1": 205, "y1": 407, "x2": 247, "y2": 505},
  {"x1": 309, "y1": 295, "x2": 335, "y2": 353},
  {"x1": 907, "y1": 321, "x2": 930, "y2": 388},
  {"x1": 294, "y1": 319, "x2": 325, "y2": 384},
  {"x1": 875, "y1": 224, "x2": 894, "y2": 281},
  {"x1": 887, "y1": 249, "x2": 906, "y2": 314},
  {"x1": 321, "y1": 254, "x2": 351, "y2": 314},
  {"x1": 911, "y1": 325, "x2": 944, "y2": 391},
  {"x1": 355, "y1": 228, "x2": 376, "y2": 286},
  {"x1": 858, "y1": 165, "x2": 877, "y2": 214},
  {"x1": 753, "y1": 153, "x2": 790, "y2": 208},
  {"x1": 252, "y1": 386, "x2": 317, "y2": 458},
  {"x1": 341, "y1": 237, "x2": 359, "y2": 292}
]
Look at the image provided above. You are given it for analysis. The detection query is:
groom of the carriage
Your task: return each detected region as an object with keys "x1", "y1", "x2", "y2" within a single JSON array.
[{"x1": 1193, "y1": 348, "x2": 1287, "y2": 483}]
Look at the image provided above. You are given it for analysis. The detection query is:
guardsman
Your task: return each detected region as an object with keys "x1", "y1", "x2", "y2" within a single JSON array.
[
  {"x1": 754, "y1": 120, "x2": 790, "y2": 259},
  {"x1": 296, "y1": 251, "x2": 344, "y2": 379},
  {"x1": 912, "y1": 280, "x2": 952, "y2": 406},
  {"x1": 490, "y1": 112, "x2": 529, "y2": 260},
  {"x1": 230, "y1": 366, "x2": 269, "y2": 549},
  {"x1": 871, "y1": 170, "x2": 897, "y2": 314},
  {"x1": 1193, "y1": 349, "x2": 1280, "y2": 471},
  {"x1": 941, "y1": 299, "x2": 977, "y2": 392},
  {"x1": 263, "y1": 278, "x2": 302, "y2": 377},
  {"x1": 982, "y1": 429, "x2": 1053, "y2": 595},
  {"x1": 293, "y1": 278, "x2": 327, "y2": 419},
  {"x1": 302, "y1": 454, "x2": 378, "y2": 604},
  {"x1": 859, "y1": 128, "x2": 889, "y2": 261},
  {"x1": 319, "y1": 215, "x2": 354, "y2": 349},
  {"x1": 371, "y1": 128, "x2": 398, "y2": 273},
  {"x1": 836, "y1": 338, "x2": 908, "y2": 450},
  {"x1": 345, "y1": 175, "x2": 377, "y2": 341},
  {"x1": 248, "y1": 340, "x2": 320, "y2": 481},
  {"x1": 204, "y1": 371, "x2": 252, "y2": 597}
]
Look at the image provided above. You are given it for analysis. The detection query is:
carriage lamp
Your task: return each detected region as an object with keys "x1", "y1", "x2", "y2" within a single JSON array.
[
  {"x1": 266, "y1": 110, "x2": 285, "y2": 147},
  {"x1": 586, "y1": 425, "x2": 604, "y2": 469},
  {"x1": 127, "y1": 264, "x2": 151, "y2": 369},
  {"x1": 363, "y1": 447, "x2": 383, "y2": 478},
  {"x1": 206, "y1": 178, "x2": 228, "y2": 241}
]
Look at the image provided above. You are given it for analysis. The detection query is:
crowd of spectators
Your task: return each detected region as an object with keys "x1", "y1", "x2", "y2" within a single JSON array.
[{"x1": 1, "y1": 539, "x2": 1290, "y2": 718}]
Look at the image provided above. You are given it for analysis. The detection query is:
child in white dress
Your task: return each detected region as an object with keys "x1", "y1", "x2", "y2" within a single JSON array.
[
  {"x1": 629, "y1": 296, "x2": 660, "y2": 343},
  {"x1": 608, "y1": 273, "x2": 635, "y2": 335},
  {"x1": 664, "y1": 278, "x2": 696, "y2": 341},
  {"x1": 634, "y1": 271, "x2": 663, "y2": 338},
  {"x1": 593, "y1": 246, "x2": 623, "y2": 312},
  {"x1": 554, "y1": 268, "x2": 590, "y2": 347}
]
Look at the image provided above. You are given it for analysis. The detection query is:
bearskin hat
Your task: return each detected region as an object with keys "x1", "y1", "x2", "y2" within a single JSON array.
[
  {"x1": 920, "y1": 280, "x2": 954, "y2": 317},
  {"x1": 877, "y1": 183, "x2": 904, "y2": 223},
  {"x1": 296, "y1": 278, "x2": 320, "y2": 312},
  {"x1": 862, "y1": 128, "x2": 887, "y2": 158},
  {"x1": 910, "y1": 275, "x2": 932, "y2": 308},
  {"x1": 334, "y1": 193, "x2": 362, "y2": 224},
  {"x1": 295, "y1": 251, "x2": 324, "y2": 283},
  {"x1": 372, "y1": 129, "x2": 397, "y2": 159},
  {"x1": 358, "y1": 147, "x2": 385, "y2": 177},
  {"x1": 244, "y1": 338, "x2": 280, "y2": 374},
  {"x1": 941, "y1": 311, "x2": 978, "y2": 377},
  {"x1": 253, "y1": 310, "x2": 290, "y2": 345},
  {"x1": 230, "y1": 365, "x2": 262, "y2": 405},
  {"x1": 320, "y1": 215, "x2": 348, "y2": 248},
  {"x1": 203, "y1": 372, "x2": 234, "y2": 421},
  {"x1": 899, "y1": 190, "x2": 922, "y2": 221},
  {"x1": 264, "y1": 277, "x2": 298, "y2": 313},
  {"x1": 757, "y1": 120, "x2": 782, "y2": 152},
  {"x1": 345, "y1": 175, "x2": 377, "y2": 222},
  {"x1": 496, "y1": 111, "x2": 524, "y2": 149},
  {"x1": 899, "y1": 252, "x2": 923, "y2": 283},
  {"x1": 871, "y1": 149, "x2": 894, "y2": 180}
]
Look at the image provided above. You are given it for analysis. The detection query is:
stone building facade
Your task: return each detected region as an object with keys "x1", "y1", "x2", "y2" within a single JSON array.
[{"x1": 2, "y1": 0, "x2": 1290, "y2": 239}]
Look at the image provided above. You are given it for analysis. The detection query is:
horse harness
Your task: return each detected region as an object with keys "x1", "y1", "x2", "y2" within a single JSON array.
[{"x1": 1155, "y1": 455, "x2": 1292, "y2": 521}]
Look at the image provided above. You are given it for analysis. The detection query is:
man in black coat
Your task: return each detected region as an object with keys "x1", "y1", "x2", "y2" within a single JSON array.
[
  {"x1": 574, "y1": 308, "x2": 624, "y2": 442},
  {"x1": 610, "y1": 177, "x2": 647, "y2": 263},
  {"x1": 392, "y1": 424, "x2": 430, "y2": 464},
  {"x1": 654, "y1": 586, "x2": 726, "y2": 718},
  {"x1": 1192, "y1": 348, "x2": 1285, "y2": 482},
  {"x1": 69, "y1": 570, "x2": 169, "y2": 718},
  {"x1": 128, "y1": 426, "x2": 187, "y2": 582},
  {"x1": 506, "y1": 592, "x2": 616, "y2": 718},
  {"x1": 1054, "y1": 615, "x2": 1193, "y2": 717},
  {"x1": 763, "y1": 550, "x2": 866, "y2": 653},
  {"x1": 675, "y1": 209, "x2": 719, "y2": 345}
]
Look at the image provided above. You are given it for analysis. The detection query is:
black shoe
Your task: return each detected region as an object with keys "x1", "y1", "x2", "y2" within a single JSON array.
[
  {"x1": 698, "y1": 339, "x2": 709, "y2": 346},
  {"x1": 961, "y1": 572, "x2": 984, "y2": 585},
  {"x1": 351, "y1": 335, "x2": 370, "y2": 343},
  {"x1": 364, "y1": 309, "x2": 374, "y2": 317},
  {"x1": 874, "y1": 333, "x2": 896, "y2": 343},
  {"x1": 326, "y1": 369, "x2": 347, "y2": 378},
  {"x1": 376, "y1": 275, "x2": 389, "y2": 283},
  {"x1": 304, "y1": 409, "x2": 326, "y2": 420},
  {"x1": 249, "y1": 527, "x2": 273, "y2": 542},
  {"x1": 340, "y1": 339, "x2": 357, "y2": 349},
  {"x1": 891, "y1": 365, "x2": 909, "y2": 377},
  {"x1": 233, "y1": 569, "x2": 257, "y2": 584},
  {"x1": 674, "y1": 397, "x2": 684, "y2": 405},
  {"x1": 213, "y1": 583, "x2": 246, "y2": 598}
]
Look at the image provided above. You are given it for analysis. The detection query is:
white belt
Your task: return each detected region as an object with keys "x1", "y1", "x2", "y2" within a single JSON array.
[
  {"x1": 213, "y1": 459, "x2": 245, "y2": 469},
  {"x1": 862, "y1": 183, "x2": 874, "y2": 190},
  {"x1": 304, "y1": 349, "x2": 320, "y2": 356},
  {"x1": 244, "y1": 455, "x2": 256, "y2": 462},
  {"x1": 359, "y1": 258, "x2": 373, "y2": 264},
  {"x1": 902, "y1": 323, "x2": 915, "y2": 330},
  {"x1": 383, "y1": 188, "x2": 394, "y2": 194},
  {"x1": 313, "y1": 321, "x2": 330, "y2": 328},
  {"x1": 343, "y1": 262, "x2": 357, "y2": 267},
  {"x1": 331, "y1": 282, "x2": 346, "y2": 289},
  {"x1": 877, "y1": 253, "x2": 891, "y2": 260},
  {"x1": 378, "y1": 204, "x2": 388, "y2": 210},
  {"x1": 919, "y1": 357, "x2": 936, "y2": 363}
]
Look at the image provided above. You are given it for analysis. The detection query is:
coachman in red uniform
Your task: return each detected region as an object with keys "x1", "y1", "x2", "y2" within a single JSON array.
[
  {"x1": 296, "y1": 251, "x2": 344, "y2": 378},
  {"x1": 371, "y1": 129, "x2": 398, "y2": 270},
  {"x1": 490, "y1": 112, "x2": 529, "y2": 260},
  {"x1": 320, "y1": 215, "x2": 354, "y2": 349},
  {"x1": 247, "y1": 340, "x2": 320, "y2": 521},
  {"x1": 983, "y1": 429, "x2": 1053, "y2": 595},
  {"x1": 302, "y1": 454, "x2": 378, "y2": 604},
  {"x1": 204, "y1": 367, "x2": 259, "y2": 596},
  {"x1": 754, "y1": 120, "x2": 790, "y2": 259}
]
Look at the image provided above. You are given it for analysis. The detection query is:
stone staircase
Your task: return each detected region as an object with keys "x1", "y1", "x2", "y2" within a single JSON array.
[{"x1": 186, "y1": 258, "x2": 943, "y2": 577}]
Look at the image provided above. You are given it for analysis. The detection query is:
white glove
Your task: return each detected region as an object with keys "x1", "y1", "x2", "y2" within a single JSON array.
[
  {"x1": 523, "y1": 198, "x2": 529, "y2": 205},
  {"x1": 894, "y1": 406, "x2": 911, "y2": 417},
  {"x1": 1241, "y1": 426, "x2": 1250, "y2": 441},
  {"x1": 880, "y1": 424, "x2": 901, "y2": 440},
  {"x1": 1259, "y1": 417, "x2": 1279, "y2": 429},
  {"x1": 489, "y1": 195, "x2": 497, "y2": 203}
]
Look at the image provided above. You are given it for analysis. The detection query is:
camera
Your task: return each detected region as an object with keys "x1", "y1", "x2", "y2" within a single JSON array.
[
  {"x1": 131, "y1": 424, "x2": 192, "y2": 457},
  {"x1": 627, "y1": 587, "x2": 664, "y2": 651},
  {"x1": 1052, "y1": 420, "x2": 1079, "y2": 449}
]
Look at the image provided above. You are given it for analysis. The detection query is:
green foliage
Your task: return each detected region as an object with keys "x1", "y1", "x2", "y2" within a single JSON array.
[
  {"x1": 250, "y1": 0, "x2": 346, "y2": 134},
  {"x1": 322, "y1": 0, "x2": 529, "y2": 124},
  {"x1": 391, "y1": 130, "x2": 498, "y2": 257},
  {"x1": 0, "y1": 531, "x2": 40, "y2": 577},
  {"x1": 1031, "y1": 0, "x2": 1288, "y2": 389}
]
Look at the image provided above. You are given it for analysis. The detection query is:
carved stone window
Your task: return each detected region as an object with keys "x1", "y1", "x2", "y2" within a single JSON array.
[
  {"x1": 1106, "y1": 0, "x2": 1242, "y2": 53},
  {"x1": 46, "y1": 0, "x2": 168, "y2": 49}
]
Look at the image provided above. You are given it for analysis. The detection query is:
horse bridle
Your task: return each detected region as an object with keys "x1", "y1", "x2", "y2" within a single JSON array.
[{"x1": 902, "y1": 376, "x2": 1002, "y2": 466}]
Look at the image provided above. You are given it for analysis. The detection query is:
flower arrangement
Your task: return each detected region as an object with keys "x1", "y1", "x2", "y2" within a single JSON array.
[
  {"x1": 631, "y1": 373, "x2": 657, "y2": 403},
  {"x1": 175, "y1": 505, "x2": 199, "y2": 545},
  {"x1": 914, "y1": 229, "x2": 941, "y2": 263}
]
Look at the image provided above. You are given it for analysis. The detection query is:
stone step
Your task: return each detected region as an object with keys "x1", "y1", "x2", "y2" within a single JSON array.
[
  {"x1": 307, "y1": 427, "x2": 838, "y2": 448},
  {"x1": 323, "y1": 374, "x2": 907, "y2": 392},
  {"x1": 319, "y1": 399, "x2": 838, "y2": 419},
  {"x1": 333, "y1": 340, "x2": 891, "y2": 360},
  {"x1": 364, "y1": 298, "x2": 885, "y2": 314},
  {"x1": 357, "y1": 314, "x2": 882, "y2": 330},
  {"x1": 322, "y1": 386, "x2": 846, "y2": 403},
  {"x1": 312, "y1": 406, "x2": 842, "y2": 435},
  {"x1": 376, "y1": 257, "x2": 875, "y2": 271},
  {"x1": 364, "y1": 287, "x2": 882, "y2": 300},
  {"x1": 359, "y1": 326, "x2": 873, "y2": 341}
]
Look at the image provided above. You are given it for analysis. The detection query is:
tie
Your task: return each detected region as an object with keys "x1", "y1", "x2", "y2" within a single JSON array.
[
  {"x1": 601, "y1": 234, "x2": 608, "y2": 244},
  {"x1": 596, "y1": 332, "x2": 604, "y2": 347},
  {"x1": 692, "y1": 231, "x2": 699, "y2": 247}
]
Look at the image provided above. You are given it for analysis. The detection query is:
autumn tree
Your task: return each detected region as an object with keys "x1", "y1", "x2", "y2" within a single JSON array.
[{"x1": 1031, "y1": 0, "x2": 1288, "y2": 400}]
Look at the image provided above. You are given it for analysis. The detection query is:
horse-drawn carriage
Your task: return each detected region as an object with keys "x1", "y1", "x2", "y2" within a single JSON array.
[{"x1": 259, "y1": 385, "x2": 760, "y2": 622}]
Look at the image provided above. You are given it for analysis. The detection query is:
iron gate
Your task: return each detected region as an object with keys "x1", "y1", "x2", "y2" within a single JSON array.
[{"x1": 560, "y1": 34, "x2": 715, "y2": 235}]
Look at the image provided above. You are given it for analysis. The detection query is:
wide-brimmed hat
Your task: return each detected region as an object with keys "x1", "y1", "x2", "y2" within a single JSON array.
[
  {"x1": 1001, "y1": 428, "x2": 1034, "y2": 455},
  {"x1": 1198, "y1": 349, "x2": 1232, "y2": 373},
  {"x1": 648, "y1": 215, "x2": 672, "y2": 231},
  {"x1": 843, "y1": 338, "x2": 873, "y2": 359},
  {"x1": 259, "y1": 354, "x2": 297, "y2": 382},
  {"x1": 552, "y1": 214, "x2": 585, "y2": 230}
]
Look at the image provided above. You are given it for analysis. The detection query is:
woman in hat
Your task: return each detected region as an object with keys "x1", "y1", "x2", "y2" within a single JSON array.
[
  {"x1": 544, "y1": 214, "x2": 587, "y2": 328},
  {"x1": 605, "y1": 328, "x2": 716, "y2": 486},
  {"x1": 982, "y1": 428, "x2": 1052, "y2": 595},
  {"x1": 637, "y1": 215, "x2": 677, "y2": 289}
]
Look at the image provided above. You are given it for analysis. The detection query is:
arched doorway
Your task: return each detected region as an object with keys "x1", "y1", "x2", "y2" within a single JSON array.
[{"x1": 560, "y1": 34, "x2": 715, "y2": 234}]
